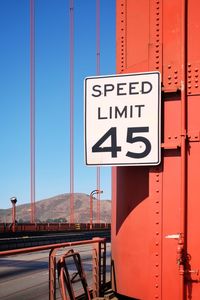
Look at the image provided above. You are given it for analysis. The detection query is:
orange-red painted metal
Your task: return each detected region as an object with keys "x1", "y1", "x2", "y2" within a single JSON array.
[
  {"x1": 57, "y1": 249, "x2": 91, "y2": 300},
  {"x1": 30, "y1": 0, "x2": 36, "y2": 224},
  {"x1": 69, "y1": 0, "x2": 75, "y2": 225},
  {"x1": 112, "y1": 1, "x2": 200, "y2": 299}
]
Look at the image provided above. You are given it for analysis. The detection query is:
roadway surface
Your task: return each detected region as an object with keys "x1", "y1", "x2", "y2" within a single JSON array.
[
  {"x1": 0, "y1": 244, "x2": 111, "y2": 300},
  {"x1": 0, "y1": 250, "x2": 51, "y2": 300}
]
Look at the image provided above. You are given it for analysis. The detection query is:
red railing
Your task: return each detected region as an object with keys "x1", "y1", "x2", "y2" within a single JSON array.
[
  {"x1": 0, "y1": 222, "x2": 111, "y2": 233},
  {"x1": 0, "y1": 238, "x2": 109, "y2": 299}
]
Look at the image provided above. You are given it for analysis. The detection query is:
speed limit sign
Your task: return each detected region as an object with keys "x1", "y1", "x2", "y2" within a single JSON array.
[{"x1": 84, "y1": 72, "x2": 161, "y2": 166}]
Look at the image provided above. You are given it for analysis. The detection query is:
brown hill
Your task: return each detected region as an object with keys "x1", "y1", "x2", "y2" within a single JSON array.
[{"x1": 0, "y1": 193, "x2": 111, "y2": 223}]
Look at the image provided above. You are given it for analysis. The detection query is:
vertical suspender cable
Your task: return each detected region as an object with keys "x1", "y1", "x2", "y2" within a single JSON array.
[
  {"x1": 96, "y1": 0, "x2": 101, "y2": 224},
  {"x1": 30, "y1": 0, "x2": 35, "y2": 223},
  {"x1": 69, "y1": 0, "x2": 74, "y2": 224}
]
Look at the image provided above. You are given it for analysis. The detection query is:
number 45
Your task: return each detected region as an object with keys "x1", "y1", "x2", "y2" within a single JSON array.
[{"x1": 92, "y1": 127, "x2": 151, "y2": 159}]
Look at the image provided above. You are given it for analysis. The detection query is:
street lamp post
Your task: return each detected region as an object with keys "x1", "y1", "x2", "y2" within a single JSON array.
[
  {"x1": 89, "y1": 189, "x2": 103, "y2": 229},
  {"x1": 10, "y1": 197, "x2": 17, "y2": 233}
]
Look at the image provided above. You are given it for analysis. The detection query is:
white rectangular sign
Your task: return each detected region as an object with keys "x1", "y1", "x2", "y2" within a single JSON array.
[{"x1": 84, "y1": 72, "x2": 161, "y2": 166}]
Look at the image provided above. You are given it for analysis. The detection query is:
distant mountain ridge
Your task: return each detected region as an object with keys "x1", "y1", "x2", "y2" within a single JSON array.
[{"x1": 0, "y1": 193, "x2": 111, "y2": 223}]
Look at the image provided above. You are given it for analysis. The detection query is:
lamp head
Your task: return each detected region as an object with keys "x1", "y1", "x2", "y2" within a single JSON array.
[{"x1": 10, "y1": 197, "x2": 17, "y2": 205}]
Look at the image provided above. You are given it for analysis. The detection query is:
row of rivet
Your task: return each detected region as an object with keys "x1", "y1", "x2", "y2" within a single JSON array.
[
  {"x1": 167, "y1": 64, "x2": 179, "y2": 86},
  {"x1": 154, "y1": 12, "x2": 161, "y2": 295},
  {"x1": 155, "y1": 0, "x2": 160, "y2": 70},
  {"x1": 188, "y1": 64, "x2": 199, "y2": 94},
  {"x1": 120, "y1": 1, "x2": 125, "y2": 72},
  {"x1": 154, "y1": 171, "x2": 160, "y2": 299}
]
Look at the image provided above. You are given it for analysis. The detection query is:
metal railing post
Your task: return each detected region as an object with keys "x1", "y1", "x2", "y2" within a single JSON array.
[
  {"x1": 49, "y1": 249, "x2": 57, "y2": 300},
  {"x1": 92, "y1": 237, "x2": 106, "y2": 297},
  {"x1": 92, "y1": 238, "x2": 100, "y2": 298},
  {"x1": 101, "y1": 240, "x2": 106, "y2": 296}
]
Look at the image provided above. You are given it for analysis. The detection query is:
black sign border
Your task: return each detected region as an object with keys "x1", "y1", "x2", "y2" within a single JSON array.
[{"x1": 84, "y1": 71, "x2": 161, "y2": 166}]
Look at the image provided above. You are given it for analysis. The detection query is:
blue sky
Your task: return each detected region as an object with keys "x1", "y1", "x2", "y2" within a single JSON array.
[{"x1": 0, "y1": 0, "x2": 115, "y2": 209}]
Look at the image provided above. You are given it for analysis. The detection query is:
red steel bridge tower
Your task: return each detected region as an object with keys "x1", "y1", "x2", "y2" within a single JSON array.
[{"x1": 112, "y1": 0, "x2": 200, "y2": 299}]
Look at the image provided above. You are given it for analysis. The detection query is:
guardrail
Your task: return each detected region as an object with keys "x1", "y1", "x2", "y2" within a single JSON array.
[
  {"x1": 0, "y1": 238, "x2": 109, "y2": 299},
  {"x1": 0, "y1": 229, "x2": 110, "y2": 251}
]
